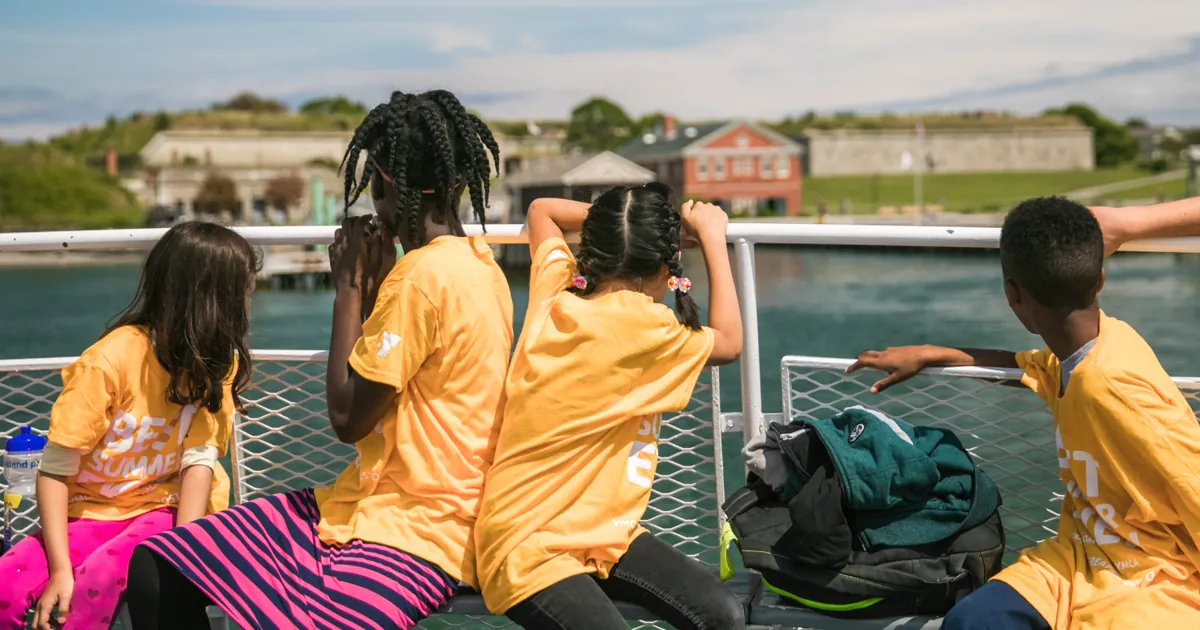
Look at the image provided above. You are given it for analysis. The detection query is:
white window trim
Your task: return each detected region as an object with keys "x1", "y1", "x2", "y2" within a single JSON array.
[
  {"x1": 697, "y1": 158, "x2": 709, "y2": 181},
  {"x1": 776, "y1": 157, "x2": 790, "y2": 178},
  {"x1": 714, "y1": 158, "x2": 726, "y2": 181},
  {"x1": 760, "y1": 156, "x2": 774, "y2": 179}
]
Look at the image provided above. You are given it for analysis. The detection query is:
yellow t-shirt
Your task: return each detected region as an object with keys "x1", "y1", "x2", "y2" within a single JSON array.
[
  {"x1": 997, "y1": 312, "x2": 1200, "y2": 628},
  {"x1": 48, "y1": 325, "x2": 234, "y2": 520},
  {"x1": 474, "y1": 237, "x2": 715, "y2": 614},
  {"x1": 314, "y1": 235, "x2": 513, "y2": 587}
]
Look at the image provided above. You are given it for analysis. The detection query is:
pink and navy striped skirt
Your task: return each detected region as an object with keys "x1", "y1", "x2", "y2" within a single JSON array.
[{"x1": 140, "y1": 489, "x2": 457, "y2": 630}]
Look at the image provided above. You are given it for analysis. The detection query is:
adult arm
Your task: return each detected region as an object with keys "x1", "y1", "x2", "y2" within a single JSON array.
[{"x1": 1091, "y1": 197, "x2": 1200, "y2": 257}]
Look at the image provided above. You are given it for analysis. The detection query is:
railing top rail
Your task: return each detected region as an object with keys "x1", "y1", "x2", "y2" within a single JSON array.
[
  {"x1": 782, "y1": 355, "x2": 1200, "y2": 390},
  {"x1": 4, "y1": 224, "x2": 1200, "y2": 253},
  {"x1": 0, "y1": 349, "x2": 329, "y2": 372}
]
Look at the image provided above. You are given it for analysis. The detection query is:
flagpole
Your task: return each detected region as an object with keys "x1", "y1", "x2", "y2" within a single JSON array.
[{"x1": 914, "y1": 119, "x2": 924, "y2": 226}]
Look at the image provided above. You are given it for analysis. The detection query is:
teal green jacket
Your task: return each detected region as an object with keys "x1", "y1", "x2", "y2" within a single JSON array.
[{"x1": 804, "y1": 406, "x2": 999, "y2": 549}]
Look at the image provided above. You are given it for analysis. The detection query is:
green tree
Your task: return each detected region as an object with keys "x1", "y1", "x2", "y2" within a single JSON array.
[
  {"x1": 193, "y1": 172, "x2": 241, "y2": 215},
  {"x1": 1045, "y1": 103, "x2": 1138, "y2": 167},
  {"x1": 566, "y1": 97, "x2": 635, "y2": 152},
  {"x1": 634, "y1": 112, "x2": 666, "y2": 137},
  {"x1": 299, "y1": 96, "x2": 368, "y2": 117},
  {"x1": 218, "y1": 92, "x2": 288, "y2": 114}
]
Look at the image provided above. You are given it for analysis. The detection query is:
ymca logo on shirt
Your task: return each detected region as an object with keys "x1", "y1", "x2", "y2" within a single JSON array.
[
  {"x1": 377, "y1": 332, "x2": 402, "y2": 358},
  {"x1": 625, "y1": 414, "x2": 663, "y2": 489}
]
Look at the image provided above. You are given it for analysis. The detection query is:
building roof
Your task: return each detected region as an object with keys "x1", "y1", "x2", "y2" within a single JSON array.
[
  {"x1": 618, "y1": 120, "x2": 802, "y2": 161},
  {"x1": 140, "y1": 130, "x2": 353, "y2": 169},
  {"x1": 618, "y1": 122, "x2": 727, "y2": 161},
  {"x1": 506, "y1": 151, "x2": 654, "y2": 188}
]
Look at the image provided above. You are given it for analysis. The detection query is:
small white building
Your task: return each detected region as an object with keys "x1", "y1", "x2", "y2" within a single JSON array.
[{"x1": 139, "y1": 130, "x2": 354, "y2": 224}]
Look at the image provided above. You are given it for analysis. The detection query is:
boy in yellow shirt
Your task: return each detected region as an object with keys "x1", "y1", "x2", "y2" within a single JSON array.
[{"x1": 848, "y1": 196, "x2": 1200, "y2": 629}]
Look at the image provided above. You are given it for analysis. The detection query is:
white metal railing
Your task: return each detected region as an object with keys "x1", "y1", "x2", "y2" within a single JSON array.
[{"x1": 7, "y1": 222, "x2": 1200, "y2": 446}]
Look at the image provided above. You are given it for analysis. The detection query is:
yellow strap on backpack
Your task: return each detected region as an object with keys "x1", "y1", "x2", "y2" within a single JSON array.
[{"x1": 719, "y1": 521, "x2": 737, "y2": 581}]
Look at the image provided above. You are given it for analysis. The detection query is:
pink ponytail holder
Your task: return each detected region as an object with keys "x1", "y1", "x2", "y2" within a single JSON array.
[
  {"x1": 572, "y1": 275, "x2": 589, "y2": 290},
  {"x1": 667, "y1": 276, "x2": 691, "y2": 294}
]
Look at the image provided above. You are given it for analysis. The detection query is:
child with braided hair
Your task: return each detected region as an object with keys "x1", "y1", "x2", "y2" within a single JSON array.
[
  {"x1": 475, "y1": 183, "x2": 746, "y2": 629},
  {"x1": 126, "y1": 89, "x2": 514, "y2": 630}
]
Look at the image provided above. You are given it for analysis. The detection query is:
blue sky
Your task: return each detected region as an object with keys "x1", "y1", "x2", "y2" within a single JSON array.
[{"x1": 2, "y1": 0, "x2": 1198, "y2": 140}]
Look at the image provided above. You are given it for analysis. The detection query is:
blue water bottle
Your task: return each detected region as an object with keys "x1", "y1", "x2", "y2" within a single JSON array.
[{"x1": 3, "y1": 426, "x2": 46, "y2": 553}]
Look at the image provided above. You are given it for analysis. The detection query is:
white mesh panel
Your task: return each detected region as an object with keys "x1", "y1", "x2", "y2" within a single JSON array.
[{"x1": 1, "y1": 355, "x2": 719, "y2": 630}]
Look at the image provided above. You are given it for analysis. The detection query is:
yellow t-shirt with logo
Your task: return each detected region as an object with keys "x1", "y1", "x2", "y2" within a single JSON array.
[
  {"x1": 314, "y1": 235, "x2": 513, "y2": 587},
  {"x1": 47, "y1": 325, "x2": 234, "y2": 520},
  {"x1": 996, "y1": 312, "x2": 1200, "y2": 628},
  {"x1": 474, "y1": 237, "x2": 715, "y2": 614}
]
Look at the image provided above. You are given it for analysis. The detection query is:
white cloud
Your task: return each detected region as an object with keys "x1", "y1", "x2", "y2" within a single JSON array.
[
  {"x1": 427, "y1": 24, "x2": 492, "y2": 54},
  {"x1": 340, "y1": 0, "x2": 1198, "y2": 122},
  {"x1": 4, "y1": 0, "x2": 1200, "y2": 141}
]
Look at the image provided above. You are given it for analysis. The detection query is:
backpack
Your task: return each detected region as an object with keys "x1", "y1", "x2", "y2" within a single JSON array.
[{"x1": 720, "y1": 462, "x2": 1006, "y2": 618}]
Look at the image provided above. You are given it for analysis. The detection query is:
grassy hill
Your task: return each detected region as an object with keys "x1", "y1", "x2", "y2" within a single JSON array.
[
  {"x1": 803, "y1": 165, "x2": 1185, "y2": 215},
  {"x1": 0, "y1": 144, "x2": 142, "y2": 229}
]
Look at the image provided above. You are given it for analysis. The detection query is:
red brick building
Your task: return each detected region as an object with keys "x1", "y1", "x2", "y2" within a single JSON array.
[{"x1": 618, "y1": 117, "x2": 803, "y2": 216}]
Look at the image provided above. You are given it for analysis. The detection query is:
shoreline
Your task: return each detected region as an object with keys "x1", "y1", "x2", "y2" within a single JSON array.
[{"x1": 0, "y1": 251, "x2": 144, "y2": 268}]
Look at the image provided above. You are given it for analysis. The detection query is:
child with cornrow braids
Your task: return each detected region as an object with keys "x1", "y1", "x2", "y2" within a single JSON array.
[
  {"x1": 475, "y1": 183, "x2": 747, "y2": 629},
  {"x1": 126, "y1": 89, "x2": 514, "y2": 630}
]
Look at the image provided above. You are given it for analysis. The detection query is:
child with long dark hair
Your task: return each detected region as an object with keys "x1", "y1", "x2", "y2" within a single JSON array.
[
  {"x1": 0, "y1": 221, "x2": 256, "y2": 630},
  {"x1": 475, "y1": 184, "x2": 746, "y2": 629},
  {"x1": 126, "y1": 89, "x2": 513, "y2": 630}
]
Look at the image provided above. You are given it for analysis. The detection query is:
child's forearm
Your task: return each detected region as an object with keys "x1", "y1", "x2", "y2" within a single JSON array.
[
  {"x1": 36, "y1": 472, "x2": 71, "y2": 576},
  {"x1": 922, "y1": 346, "x2": 1018, "y2": 369},
  {"x1": 701, "y1": 236, "x2": 742, "y2": 365},
  {"x1": 176, "y1": 465, "x2": 213, "y2": 526},
  {"x1": 526, "y1": 198, "x2": 591, "y2": 233},
  {"x1": 326, "y1": 286, "x2": 363, "y2": 437}
]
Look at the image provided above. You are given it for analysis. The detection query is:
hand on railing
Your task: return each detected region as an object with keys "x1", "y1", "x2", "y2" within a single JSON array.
[
  {"x1": 848, "y1": 346, "x2": 1020, "y2": 393},
  {"x1": 1090, "y1": 198, "x2": 1200, "y2": 258},
  {"x1": 681, "y1": 200, "x2": 728, "y2": 247},
  {"x1": 846, "y1": 347, "x2": 931, "y2": 393}
]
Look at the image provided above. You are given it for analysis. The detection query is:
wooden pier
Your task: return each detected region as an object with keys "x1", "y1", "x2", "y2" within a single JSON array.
[{"x1": 258, "y1": 247, "x2": 330, "y2": 290}]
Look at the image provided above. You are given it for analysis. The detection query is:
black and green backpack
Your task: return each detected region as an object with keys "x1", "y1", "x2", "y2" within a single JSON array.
[{"x1": 719, "y1": 425, "x2": 1006, "y2": 620}]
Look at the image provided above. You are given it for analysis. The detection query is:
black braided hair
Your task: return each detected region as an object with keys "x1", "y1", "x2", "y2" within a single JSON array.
[
  {"x1": 338, "y1": 90, "x2": 500, "y2": 245},
  {"x1": 570, "y1": 183, "x2": 701, "y2": 330}
]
